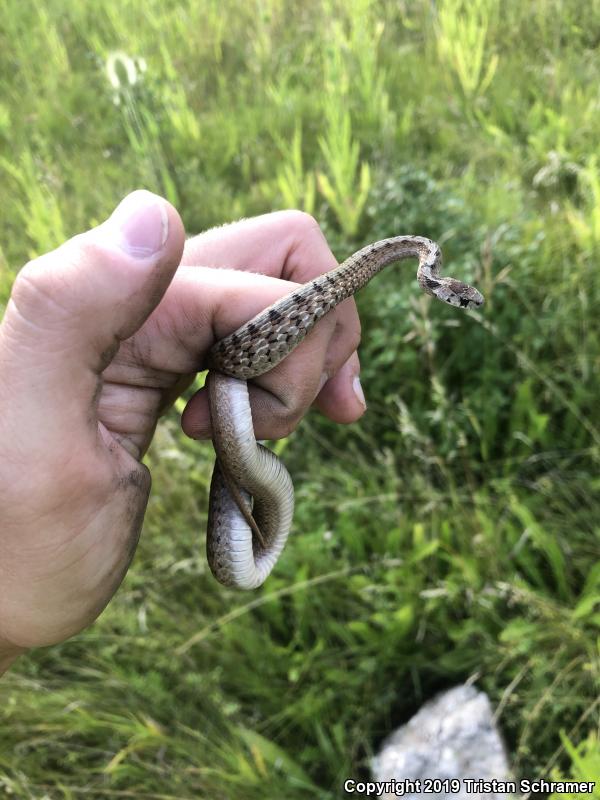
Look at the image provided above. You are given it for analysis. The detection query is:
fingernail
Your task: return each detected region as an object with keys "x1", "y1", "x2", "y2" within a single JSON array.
[
  {"x1": 108, "y1": 190, "x2": 168, "y2": 258},
  {"x1": 353, "y1": 375, "x2": 366, "y2": 409}
]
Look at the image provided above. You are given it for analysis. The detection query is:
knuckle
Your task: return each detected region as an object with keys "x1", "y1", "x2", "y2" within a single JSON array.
[
  {"x1": 346, "y1": 322, "x2": 362, "y2": 355},
  {"x1": 11, "y1": 254, "x2": 56, "y2": 313},
  {"x1": 9, "y1": 234, "x2": 118, "y2": 323},
  {"x1": 270, "y1": 410, "x2": 302, "y2": 439},
  {"x1": 281, "y1": 209, "x2": 322, "y2": 237},
  {"x1": 67, "y1": 232, "x2": 109, "y2": 268},
  {"x1": 255, "y1": 391, "x2": 304, "y2": 439}
]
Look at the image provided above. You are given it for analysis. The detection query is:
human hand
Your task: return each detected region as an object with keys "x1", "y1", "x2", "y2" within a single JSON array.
[{"x1": 0, "y1": 192, "x2": 365, "y2": 671}]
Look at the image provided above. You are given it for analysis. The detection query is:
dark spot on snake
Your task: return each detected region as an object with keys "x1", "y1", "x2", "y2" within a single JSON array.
[
  {"x1": 247, "y1": 323, "x2": 257, "y2": 335},
  {"x1": 459, "y1": 296, "x2": 470, "y2": 308},
  {"x1": 424, "y1": 277, "x2": 441, "y2": 290},
  {"x1": 269, "y1": 309, "x2": 282, "y2": 321}
]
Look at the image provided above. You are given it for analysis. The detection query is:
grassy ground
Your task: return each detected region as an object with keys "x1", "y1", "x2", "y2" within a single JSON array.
[{"x1": 1, "y1": 0, "x2": 600, "y2": 797}]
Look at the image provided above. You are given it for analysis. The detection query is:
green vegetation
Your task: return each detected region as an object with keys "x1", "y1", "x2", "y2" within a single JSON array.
[
  {"x1": 1, "y1": 0, "x2": 599, "y2": 796},
  {"x1": 549, "y1": 734, "x2": 600, "y2": 800}
]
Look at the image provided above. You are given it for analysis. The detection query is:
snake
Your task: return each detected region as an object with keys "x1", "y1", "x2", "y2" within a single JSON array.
[{"x1": 204, "y1": 235, "x2": 484, "y2": 590}]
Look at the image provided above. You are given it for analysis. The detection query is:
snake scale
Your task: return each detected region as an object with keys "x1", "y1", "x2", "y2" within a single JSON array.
[{"x1": 204, "y1": 235, "x2": 484, "y2": 589}]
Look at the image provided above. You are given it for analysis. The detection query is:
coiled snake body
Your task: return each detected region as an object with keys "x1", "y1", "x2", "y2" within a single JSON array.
[{"x1": 205, "y1": 236, "x2": 484, "y2": 589}]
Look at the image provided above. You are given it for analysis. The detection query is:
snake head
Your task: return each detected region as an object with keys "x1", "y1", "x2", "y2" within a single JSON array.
[{"x1": 437, "y1": 279, "x2": 484, "y2": 309}]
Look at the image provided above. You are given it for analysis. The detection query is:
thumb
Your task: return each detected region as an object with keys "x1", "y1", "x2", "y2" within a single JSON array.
[
  {"x1": 5, "y1": 190, "x2": 185, "y2": 372},
  {"x1": 0, "y1": 190, "x2": 184, "y2": 448}
]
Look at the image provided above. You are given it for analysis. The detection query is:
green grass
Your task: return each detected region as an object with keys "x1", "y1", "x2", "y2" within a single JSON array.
[{"x1": 1, "y1": 0, "x2": 600, "y2": 796}]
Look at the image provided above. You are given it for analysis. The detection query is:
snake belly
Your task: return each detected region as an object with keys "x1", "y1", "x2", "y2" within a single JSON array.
[
  {"x1": 206, "y1": 373, "x2": 294, "y2": 589},
  {"x1": 204, "y1": 235, "x2": 484, "y2": 589}
]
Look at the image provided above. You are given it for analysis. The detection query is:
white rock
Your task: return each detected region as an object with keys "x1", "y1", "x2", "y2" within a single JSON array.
[{"x1": 372, "y1": 685, "x2": 511, "y2": 800}]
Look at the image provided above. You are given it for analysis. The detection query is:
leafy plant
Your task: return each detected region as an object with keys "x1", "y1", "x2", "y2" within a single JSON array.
[
  {"x1": 274, "y1": 123, "x2": 316, "y2": 214},
  {"x1": 549, "y1": 734, "x2": 600, "y2": 799},
  {"x1": 317, "y1": 108, "x2": 371, "y2": 236},
  {"x1": 435, "y1": 0, "x2": 499, "y2": 100},
  {"x1": 566, "y1": 155, "x2": 600, "y2": 253}
]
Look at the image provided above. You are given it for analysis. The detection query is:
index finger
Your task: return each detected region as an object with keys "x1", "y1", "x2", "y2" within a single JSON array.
[{"x1": 181, "y1": 211, "x2": 364, "y2": 421}]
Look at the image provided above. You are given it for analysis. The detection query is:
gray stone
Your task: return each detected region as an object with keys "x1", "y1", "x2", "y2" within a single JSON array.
[{"x1": 372, "y1": 685, "x2": 512, "y2": 800}]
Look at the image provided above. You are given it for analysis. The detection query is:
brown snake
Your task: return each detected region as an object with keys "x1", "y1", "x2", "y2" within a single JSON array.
[{"x1": 205, "y1": 236, "x2": 484, "y2": 589}]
